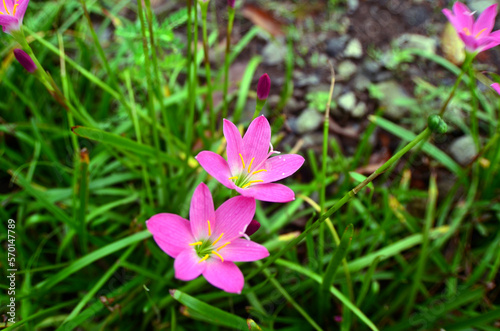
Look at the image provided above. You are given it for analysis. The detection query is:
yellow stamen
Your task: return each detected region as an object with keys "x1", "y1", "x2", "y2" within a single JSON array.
[
  {"x1": 463, "y1": 27, "x2": 471, "y2": 36},
  {"x1": 475, "y1": 28, "x2": 487, "y2": 38},
  {"x1": 247, "y1": 157, "x2": 255, "y2": 172},
  {"x1": 0, "y1": 11, "x2": 4, "y2": 15},
  {"x1": 252, "y1": 169, "x2": 267, "y2": 175},
  {"x1": 211, "y1": 250, "x2": 224, "y2": 262},
  {"x1": 239, "y1": 153, "x2": 246, "y2": 169},
  {"x1": 13, "y1": 3, "x2": 18, "y2": 15},
  {"x1": 207, "y1": 220, "x2": 212, "y2": 236},
  {"x1": 229, "y1": 176, "x2": 238, "y2": 180},
  {"x1": 212, "y1": 233, "x2": 224, "y2": 246},
  {"x1": 198, "y1": 254, "x2": 209, "y2": 263},
  {"x1": 189, "y1": 241, "x2": 203, "y2": 246},
  {"x1": 217, "y1": 242, "x2": 231, "y2": 251},
  {"x1": 3, "y1": 0, "x2": 10, "y2": 15},
  {"x1": 242, "y1": 180, "x2": 264, "y2": 189}
]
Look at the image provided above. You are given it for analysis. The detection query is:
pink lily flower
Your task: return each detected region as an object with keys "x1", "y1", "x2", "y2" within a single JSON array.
[
  {"x1": 0, "y1": 0, "x2": 30, "y2": 34},
  {"x1": 146, "y1": 183, "x2": 269, "y2": 294},
  {"x1": 442, "y1": 2, "x2": 500, "y2": 53},
  {"x1": 196, "y1": 116, "x2": 305, "y2": 203},
  {"x1": 492, "y1": 83, "x2": 500, "y2": 95}
]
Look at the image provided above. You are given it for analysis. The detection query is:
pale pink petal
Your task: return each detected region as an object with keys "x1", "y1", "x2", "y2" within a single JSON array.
[
  {"x1": 479, "y1": 34, "x2": 500, "y2": 51},
  {"x1": 195, "y1": 151, "x2": 235, "y2": 189},
  {"x1": 458, "y1": 32, "x2": 480, "y2": 51},
  {"x1": 473, "y1": 4, "x2": 497, "y2": 36},
  {"x1": 174, "y1": 249, "x2": 206, "y2": 281},
  {"x1": 259, "y1": 154, "x2": 304, "y2": 183},
  {"x1": 217, "y1": 238, "x2": 269, "y2": 262},
  {"x1": 14, "y1": 0, "x2": 30, "y2": 22},
  {"x1": 443, "y1": 9, "x2": 462, "y2": 32},
  {"x1": 189, "y1": 183, "x2": 215, "y2": 240},
  {"x1": 146, "y1": 214, "x2": 194, "y2": 258},
  {"x1": 236, "y1": 183, "x2": 295, "y2": 203},
  {"x1": 202, "y1": 260, "x2": 244, "y2": 293},
  {"x1": 0, "y1": 15, "x2": 18, "y2": 30},
  {"x1": 223, "y1": 119, "x2": 244, "y2": 173},
  {"x1": 491, "y1": 83, "x2": 500, "y2": 95},
  {"x1": 242, "y1": 116, "x2": 271, "y2": 169},
  {"x1": 212, "y1": 196, "x2": 255, "y2": 241},
  {"x1": 453, "y1": 2, "x2": 474, "y2": 30},
  {"x1": 3, "y1": 0, "x2": 13, "y2": 12}
]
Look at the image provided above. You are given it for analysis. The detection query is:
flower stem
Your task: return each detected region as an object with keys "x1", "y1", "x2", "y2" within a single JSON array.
[
  {"x1": 222, "y1": 7, "x2": 235, "y2": 121},
  {"x1": 466, "y1": 57, "x2": 481, "y2": 149},
  {"x1": 439, "y1": 54, "x2": 474, "y2": 117},
  {"x1": 246, "y1": 127, "x2": 432, "y2": 281},
  {"x1": 200, "y1": 2, "x2": 214, "y2": 133}
]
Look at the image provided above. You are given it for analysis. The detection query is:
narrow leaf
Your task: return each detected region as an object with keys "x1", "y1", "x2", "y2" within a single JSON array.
[{"x1": 322, "y1": 224, "x2": 353, "y2": 291}]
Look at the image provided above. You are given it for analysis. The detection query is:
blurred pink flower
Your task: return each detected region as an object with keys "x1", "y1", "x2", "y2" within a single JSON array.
[
  {"x1": 442, "y1": 2, "x2": 500, "y2": 53},
  {"x1": 228, "y1": 0, "x2": 235, "y2": 8},
  {"x1": 0, "y1": 0, "x2": 30, "y2": 34},
  {"x1": 146, "y1": 183, "x2": 268, "y2": 294},
  {"x1": 196, "y1": 116, "x2": 305, "y2": 203},
  {"x1": 491, "y1": 83, "x2": 500, "y2": 94},
  {"x1": 13, "y1": 49, "x2": 36, "y2": 73}
]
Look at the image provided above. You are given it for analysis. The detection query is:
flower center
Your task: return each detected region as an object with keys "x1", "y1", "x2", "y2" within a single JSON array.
[
  {"x1": 190, "y1": 220, "x2": 231, "y2": 263},
  {"x1": 228, "y1": 153, "x2": 267, "y2": 189},
  {"x1": 0, "y1": 0, "x2": 19, "y2": 16}
]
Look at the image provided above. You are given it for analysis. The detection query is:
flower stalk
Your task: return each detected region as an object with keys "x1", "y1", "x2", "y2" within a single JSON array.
[
  {"x1": 199, "y1": 0, "x2": 215, "y2": 132},
  {"x1": 222, "y1": 4, "x2": 236, "y2": 120}
]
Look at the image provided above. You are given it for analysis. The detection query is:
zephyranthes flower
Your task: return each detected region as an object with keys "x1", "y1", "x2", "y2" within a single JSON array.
[
  {"x1": 146, "y1": 183, "x2": 269, "y2": 294},
  {"x1": 0, "y1": 0, "x2": 30, "y2": 34},
  {"x1": 196, "y1": 116, "x2": 305, "y2": 203},
  {"x1": 443, "y1": 2, "x2": 500, "y2": 53},
  {"x1": 492, "y1": 83, "x2": 500, "y2": 95}
]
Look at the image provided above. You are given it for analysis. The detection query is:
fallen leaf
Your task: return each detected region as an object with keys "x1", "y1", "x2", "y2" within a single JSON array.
[{"x1": 242, "y1": 5, "x2": 285, "y2": 37}]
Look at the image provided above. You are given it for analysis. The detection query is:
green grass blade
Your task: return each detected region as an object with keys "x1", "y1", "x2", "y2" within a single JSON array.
[{"x1": 322, "y1": 224, "x2": 353, "y2": 292}]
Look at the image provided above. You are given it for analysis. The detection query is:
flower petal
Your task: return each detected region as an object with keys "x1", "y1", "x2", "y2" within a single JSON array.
[
  {"x1": 242, "y1": 116, "x2": 271, "y2": 169},
  {"x1": 236, "y1": 183, "x2": 295, "y2": 203},
  {"x1": 260, "y1": 154, "x2": 304, "y2": 183},
  {"x1": 491, "y1": 83, "x2": 500, "y2": 95},
  {"x1": 443, "y1": 9, "x2": 462, "y2": 32},
  {"x1": 195, "y1": 151, "x2": 234, "y2": 189},
  {"x1": 174, "y1": 249, "x2": 206, "y2": 281},
  {"x1": 0, "y1": 15, "x2": 18, "y2": 30},
  {"x1": 212, "y1": 196, "x2": 255, "y2": 241},
  {"x1": 473, "y1": 4, "x2": 497, "y2": 36},
  {"x1": 458, "y1": 31, "x2": 480, "y2": 51},
  {"x1": 14, "y1": 0, "x2": 30, "y2": 22},
  {"x1": 146, "y1": 213, "x2": 194, "y2": 258},
  {"x1": 202, "y1": 260, "x2": 244, "y2": 293},
  {"x1": 223, "y1": 119, "x2": 244, "y2": 173},
  {"x1": 452, "y1": 2, "x2": 473, "y2": 30},
  {"x1": 218, "y1": 238, "x2": 269, "y2": 262},
  {"x1": 189, "y1": 183, "x2": 216, "y2": 239}
]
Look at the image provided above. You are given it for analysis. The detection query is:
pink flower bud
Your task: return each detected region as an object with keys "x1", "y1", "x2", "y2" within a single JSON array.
[
  {"x1": 257, "y1": 73, "x2": 271, "y2": 100},
  {"x1": 13, "y1": 49, "x2": 37, "y2": 73},
  {"x1": 228, "y1": 0, "x2": 235, "y2": 8},
  {"x1": 245, "y1": 220, "x2": 261, "y2": 236}
]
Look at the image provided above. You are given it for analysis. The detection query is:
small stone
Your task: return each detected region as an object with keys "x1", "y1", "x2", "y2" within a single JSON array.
[
  {"x1": 395, "y1": 33, "x2": 437, "y2": 54},
  {"x1": 351, "y1": 102, "x2": 367, "y2": 118},
  {"x1": 338, "y1": 92, "x2": 356, "y2": 111},
  {"x1": 344, "y1": 39, "x2": 363, "y2": 59},
  {"x1": 402, "y1": 6, "x2": 429, "y2": 27},
  {"x1": 294, "y1": 72, "x2": 320, "y2": 87},
  {"x1": 449, "y1": 136, "x2": 477, "y2": 166},
  {"x1": 326, "y1": 36, "x2": 349, "y2": 57},
  {"x1": 337, "y1": 60, "x2": 357, "y2": 81},
  {"x1": 347, "y1": 0, "x2": 359, "y2": 12},
  {"x1": 353, "y1": 74, "x2": 370, "y2": 91},
  {"x1": 374, "y1": 80, "x2": 411, "y2": 120},
  {"x1": 262, "y1": 38, "x2": 287, "y2": 65},
  {"x1": 296, "y1": 108, "x2": 323, "y2": 134}
]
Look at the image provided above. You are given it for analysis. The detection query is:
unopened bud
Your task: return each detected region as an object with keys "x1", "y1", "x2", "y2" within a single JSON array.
[
  {"x1": 257, "y1": 73, "x2": 271, "y2": 100},
  {"x1": 13, "y1": 49, "x2": 37, "y2": 73},
  {"x1": 228, "y1": 0, "x2": 235, "y2": 8},
  {"x1": 428, "y1": 114, "x2": 448, "y2": 134}
]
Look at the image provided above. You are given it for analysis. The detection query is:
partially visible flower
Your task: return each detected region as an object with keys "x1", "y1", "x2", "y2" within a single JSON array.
[
  {"x1": 0, "y1": 0, "x2": 30, "y2": 34},
  {"x1": 442, "y1": 2, "x2": 500, "y2": 53},
  {"x1": 13, "y1": 49, "x2": 36, "y2": 73},
  {"x1": 245, "y1": 219, "x2": 260, "y2": 237},
  {"x1": 228, "y1": 0, "x2": 235, "y2": 8},
  {"x1": 146, "y1": 183, "x2": 269, "y2": 294},
  {"x1": 257, "y1": 73, "x2": 271, "y2": 100},
  {"x1": 196, "y1": 116, "x2": 305, "y2": 203},
  {"x1": 491, "y1": 83, "x2": 500, "y2": 95}
]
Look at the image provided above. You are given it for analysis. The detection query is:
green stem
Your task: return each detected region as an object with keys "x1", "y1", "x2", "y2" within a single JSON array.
[
  {"x1": 467, "y1": 55, "x2": 480, "y2": 149},
  {"x1": 222, "y1": 7, "x2": 235, "y2": 121},
  {"x1": 186, "y1": 1, "x2": 199, "y2": 152},
  {"x1": 200, "y1": 2, "x2": 214, "y2": 133},
  {"x1": 246, "y1": 128, "x2": 432, "y2": 281},
  {"x1": 439, "y1": 53, "x2": 474, "y2": 117}
]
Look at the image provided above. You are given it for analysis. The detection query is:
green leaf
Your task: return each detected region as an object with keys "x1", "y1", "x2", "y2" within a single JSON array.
[
  {"x1": 322, "y1": 224, "x2": 353, "y2": 291},
  {"x1": 170, "y1": 289, "x2": 248, "y2": 329},
  {"x1": 349, "y1": 172, "x2": 374, "y2": 192}
]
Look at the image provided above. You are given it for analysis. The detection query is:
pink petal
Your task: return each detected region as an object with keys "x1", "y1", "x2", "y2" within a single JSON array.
[
  {"x1": 242, "y1": 116, "x2": 271, "y2": 169},
  {"x1": 189, "y1": 183, "x2": 216, "y2": 239},
  {"x1": 223, "y1": 119, "x2": 244, "y2": 173},
  {"x1": 260, "y1": 154, "x2": 304, "y2": 183},
  {"x1": 174, "y1": 249, "x2": 206, "y2": 281},
  {"x1": 491, "y1": 83, "x2": 500, "y2": 95},
  {"x1": 202, "y1": 260, "x2": 244, "y2": 293},
  {"x1": 146, "y1": 213, "x2": 194, "y2": 258},
  {"x1": 443, "y1": 9, "x2": 462, "y2": 32},
  {"x1": 458, "y1": 32, "x2": 480, "y2": 51},
  {"x1": 195, "y1": 151, "x2": 234, "y2": 189},
  {"x1": 212, "y1": 196, "x2": 255, "y2": 241},
  {"x1": 453, "y1": 2, "x2": 474, "y2": 30},
  {"x1": 217, "y1": 238, "x2": 269, "y2": 262},
  {"x1": 3, "y1": 0, "x2": 13, "y2": 12},
  {"x1": 0, "y1": 15, "x2": 18, "y2": 31},
  {"x1": 14, "y1": 0, "x2": 30, "y2": 22},
  {"x1": 473, "y1": 4, "x2": 497, "y2": 36},
  {"x1": 236, "y1": 183, "x2": 295, "y2": 203}
]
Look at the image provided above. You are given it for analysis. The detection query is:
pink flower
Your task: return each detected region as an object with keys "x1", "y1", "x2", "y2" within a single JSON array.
[
  {"x1": 196, "y1": 116, "x2": 305, "y2": 203},
  {"x1": 13, "y1": 49, "x2": 36, "y2": 73},
  {"x1": 146, "y1": 183, "x2": 269, "y2": 294},
  {"x1": 492, "y1": 83, "x2": 500, "y2": 95},
  {"x1": 442, "y1": 2, "x2": 500, "y2": 53},
  {"x1": 0, "y1": 0, "x2": 30, "y2": 34},
  {"x1": 227, "y1": 0, "x2": 235, "y2": 8},
  {"x1": 257, "y1": 73, "x2": 271, "y2": 100}
]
